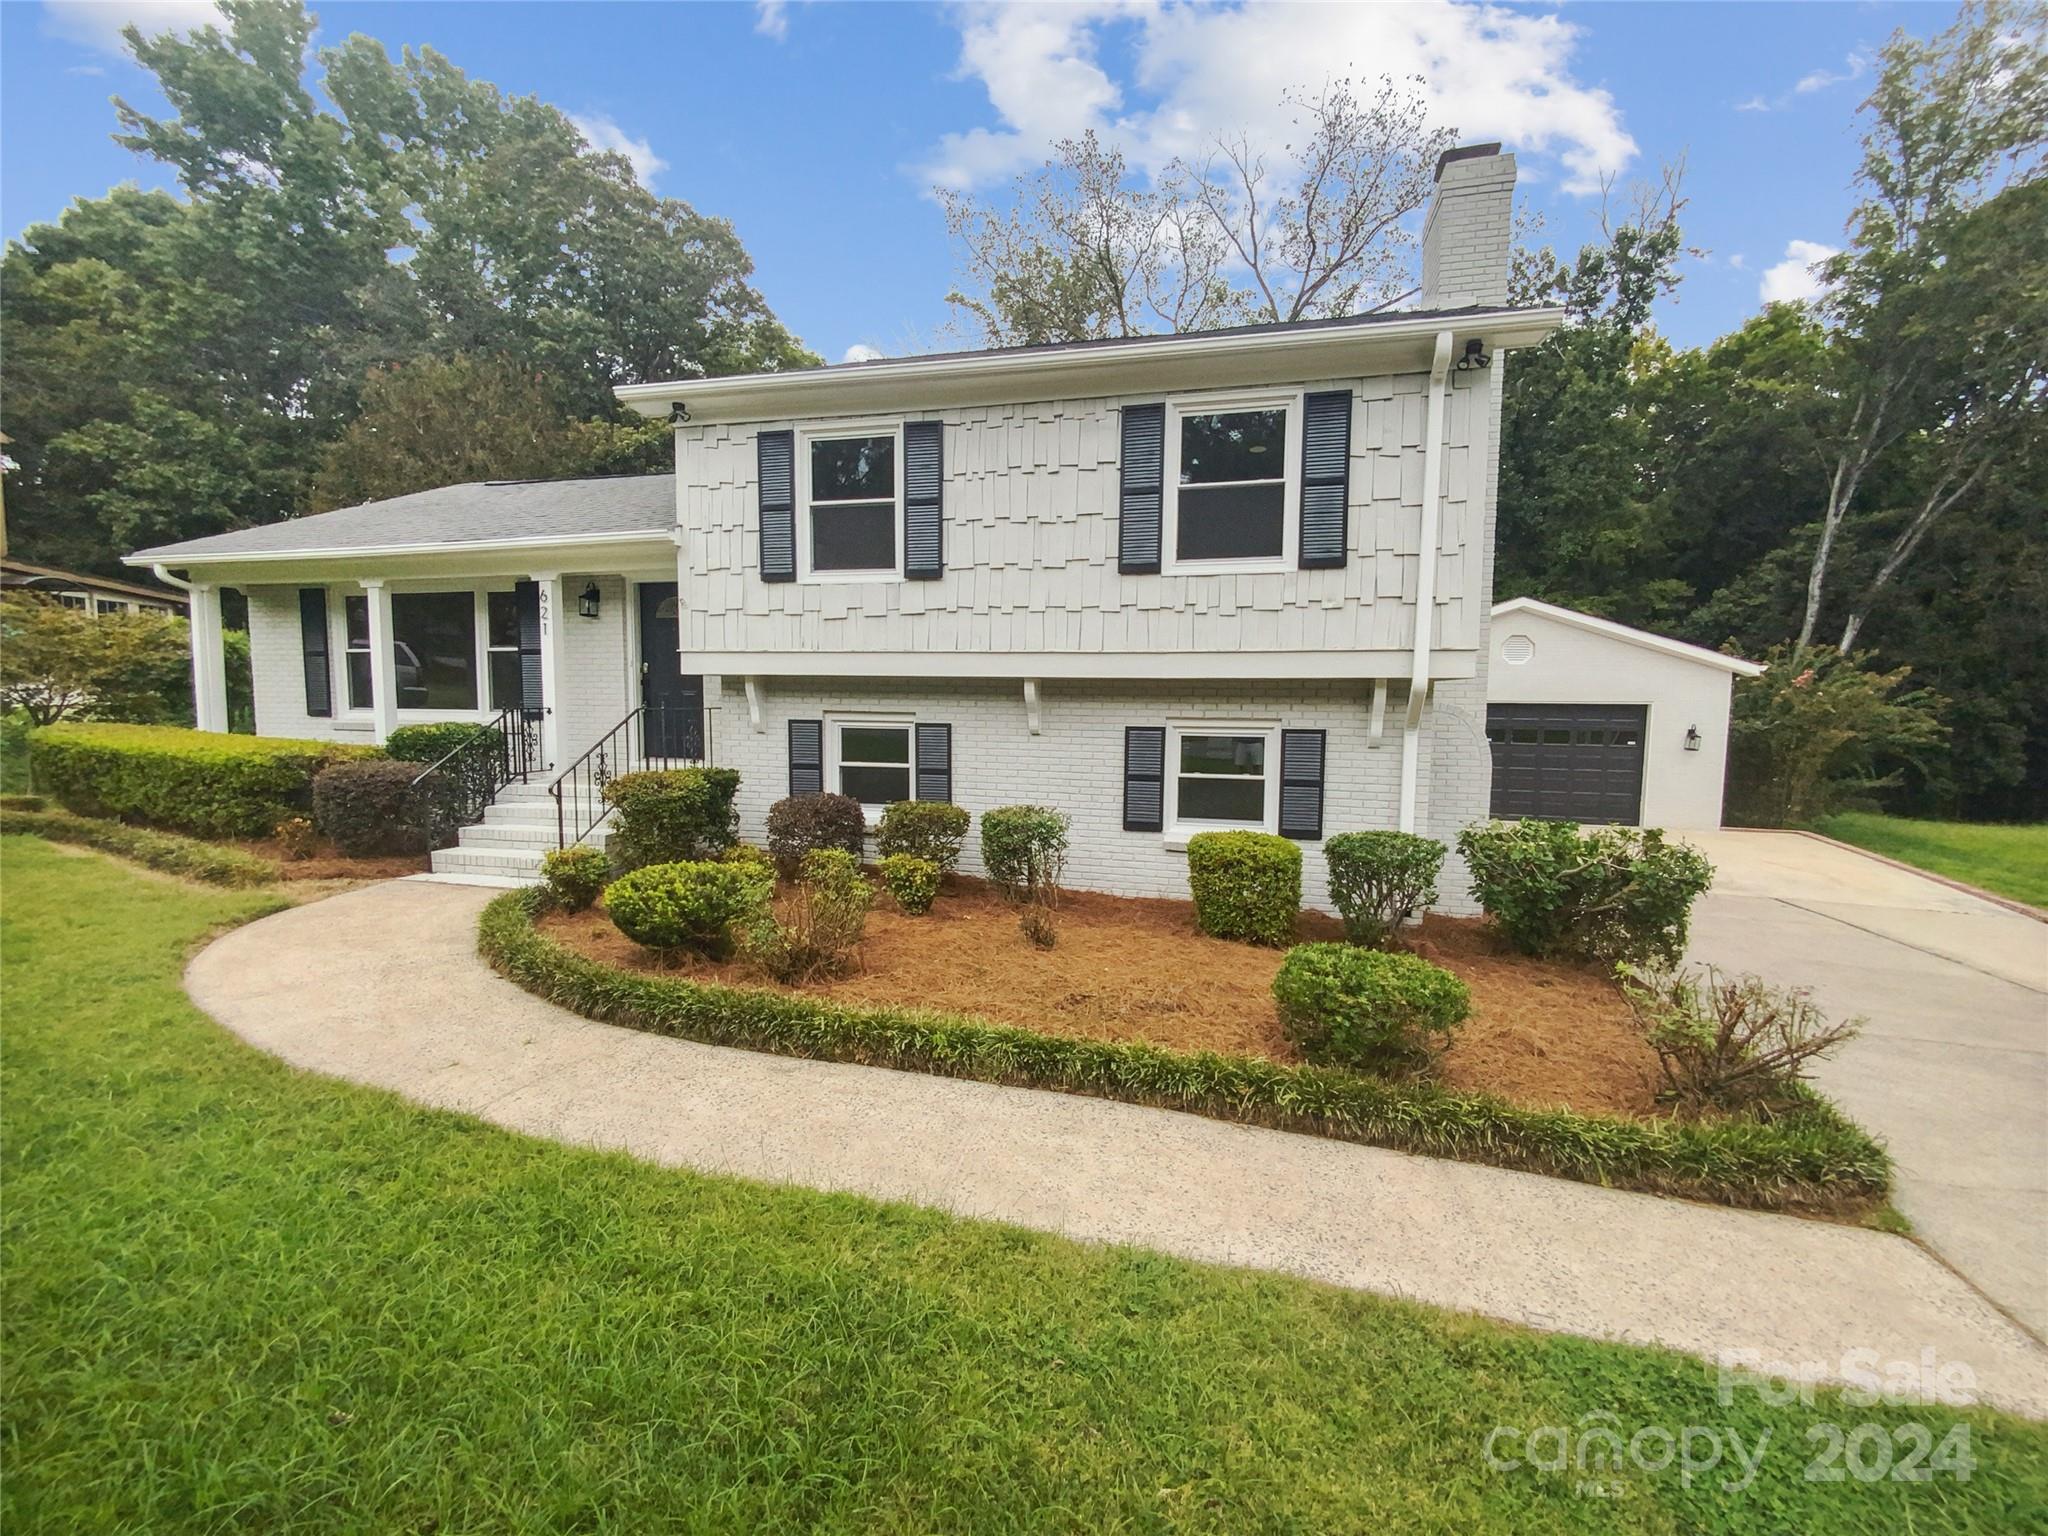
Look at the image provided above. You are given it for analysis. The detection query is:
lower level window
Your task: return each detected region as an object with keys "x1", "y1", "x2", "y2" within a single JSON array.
[
  {"x1": 486, "y1": 590, "x2": 523, "y2": 711},
  {"x1": 1170, "y1": 725, "x2": 1274, "y2": 830},
  {"x1": 835, "y1": 721, "x2": 911, "y2": 809},
  {"x1": 344, "y1": 595, "x2": 373, "y2": 710},
  {"x1": 390, "y1": 591, "x2": 477, "y2": 710}
]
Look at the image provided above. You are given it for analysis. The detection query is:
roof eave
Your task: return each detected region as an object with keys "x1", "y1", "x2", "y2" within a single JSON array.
[
  {"x1": 124, "y1": 528, "x2": 677, "y2": 573},
  {"x1": 1492, "y1": 597, "x2": 1766, "y2": 676},
  {"x1": 618, "y1": 306, "x2": 1565, "y2": 421}
]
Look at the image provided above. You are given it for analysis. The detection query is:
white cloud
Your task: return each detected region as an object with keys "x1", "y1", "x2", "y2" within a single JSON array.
[
  {"x1": 570, "y1": 113, "x2": 668, "y2": 188},
  {"x1": 921, "y1": 0, "x2": 1635, "y2": 198},
  {"x1": 840, "y1": 343, "x2": 885, "y2": 364},
  {"x1": 67, "y1": 62, "x2": 108, "y2": 76},
  {"x1": 756, "y1": 0, "x2": 789, "y2": 41},
  {"x1": 1795, "y1": 53, "x2": 1867, "y2": 95},
  {"x1": 1728, "y1": 252, "x2": 1746, "y2": 271},
  {"x1": 43, "y1": 1, "x2": 222, "y2": 56},
  {"x1": 1734, "y1": 95, "x2": 1770, "y2": 113},
  {"x1": 1759, "y1": 239, "x2": 1838, "y2": 305}
]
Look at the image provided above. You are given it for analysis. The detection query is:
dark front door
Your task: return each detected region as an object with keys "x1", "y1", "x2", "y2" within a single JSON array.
[
  {"x1": 1486, "y1": 703, "x2": 1646, "y2": 824},
  {"x1": 637, "y1": 583, "x2": 704, "y2": 761}
]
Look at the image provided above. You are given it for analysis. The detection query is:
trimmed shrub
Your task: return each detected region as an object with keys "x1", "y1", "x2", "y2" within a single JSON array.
[
  {"x1": 383, "y1": 722, "x2": 498, "y2": 765},
  {"x1": 878, "y1": 853, "x2": 940, "y2": 915},
  {"x1": 764, "y1": 792, "x2": 866, "y2": 878},
  {"x1": 602, "y1": 767, "x2": 741, "y2": 873},
  {"x1": 1457, "y1": 820, "x2": 1715, "y2": 967},
  {"x1": 875, "y1": 801, "x2": 970, "y2": 871},
  {"x1": 1273, "y1": 944, "x2": 1470, "y2": 1072},
  {"x1": 1186, "y1": 830, "x2": 1301, "y2": 946},
  {"x1": 1623, "y1": 963, "x2": 1864, "y2": 1116},
  {"x1": 31, "y1": 721, "x2": 379, "y2": 838},
  {"x1": 481, "y1": 892, "x2": 1894, "y2": 1215},
  {"x1": 0, "y1": 807, "x2": 277, "y2": 887},
  {"x1": 273, "y1": 815, "x2": 318, "y2": 861},
  {"x1": 311, "y1": 760, "x2": 455, "y2": 856},
  {"x1": 979, "y1": 805, "x2": 1069, "y2": 901},
  {"x1": 605, "y1": 859, "x2": 772, "y2": 957},
  {"x1": 542, "y1": 845, "x2": 610, "y2": 912},
  {"x1": 716, "y1": 843, "x2": 777, "y2": 877},
  {"x1": 1323, "y1": 830, "x2": 1445, "y2": 948},
  {"x1": 742, "y1": 848, "x2": 873, "y2": 982},
  {"x1": 0, "y1": 793, "x2": 48, "y2": 813},
  {"x1": 0, "y1": 712, "x2": 32, "y2": 793}
]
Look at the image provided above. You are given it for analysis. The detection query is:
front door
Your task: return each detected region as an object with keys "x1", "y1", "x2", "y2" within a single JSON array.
[{"x1": 637, "y1": 582, "x2": 704, "y2": 761}]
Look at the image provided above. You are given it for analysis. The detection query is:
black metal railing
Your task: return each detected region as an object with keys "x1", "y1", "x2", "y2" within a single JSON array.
[
  {"x1": 410, "y1": 706, "x2": 542, "y2": 831},
  {"x1": 550, "y1": 703, "x2": 706, "y2": 849}
]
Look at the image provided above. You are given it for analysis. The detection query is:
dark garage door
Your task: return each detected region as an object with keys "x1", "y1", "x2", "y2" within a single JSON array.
[{"x1": 1486, "y1": 703, "x2": 1646, "y2": 824}]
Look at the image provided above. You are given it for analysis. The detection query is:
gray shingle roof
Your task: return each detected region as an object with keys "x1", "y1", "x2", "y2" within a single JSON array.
[{"x1": 129, "y1": 475, "x2": 676, "y2": 565}]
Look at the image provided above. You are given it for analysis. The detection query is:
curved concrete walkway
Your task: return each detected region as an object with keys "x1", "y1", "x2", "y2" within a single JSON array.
[{"x1": 188, "y1": 879, "x2": 2048, "y2": 1419}]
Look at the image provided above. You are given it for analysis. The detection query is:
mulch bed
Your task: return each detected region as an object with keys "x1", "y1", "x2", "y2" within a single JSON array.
[
  {"x1": 229, "y1": 836, "x2": 430, "y2": 882},
  {"x1": 539, "y1": 876, "x2": 1662, "y2": 1119}
]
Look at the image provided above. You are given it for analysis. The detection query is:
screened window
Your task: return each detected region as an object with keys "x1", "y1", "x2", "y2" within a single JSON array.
[
  {"x1": 835, "y1": 721, "x2": 911, "y2": 808},
  {"x1": 1173, "y1": 405, "x2": 1288, "y2": 563},
  {"x1": 487, "y1": 590, "x2": 523, "y2": 711},
  {"x1": 806, "y1": 432, "x2": 897, "y2": 575},
  {"x1": 390, "y1": 591, "x2": 477, "y2": 710},
  {"x1": 57, "y1": 592, "x2": 88, "y2": 611},
  {"x1": 343, "y1": 594, "x2": 373, "y2": 710},
  {"x1": 1170, "y1": 728, "x2": 1273, "y2": 830}
]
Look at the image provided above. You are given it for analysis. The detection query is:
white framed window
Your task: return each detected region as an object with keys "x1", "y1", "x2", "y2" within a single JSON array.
[
  {"x1": 342, "y1": 593, "x2": 374, "y2": 711},
  {"x1": 485, "y1": 590, "x2": 524, "y2": 711},
  {"x1": 1164, "y1": 720, "x2": 1279, "y2": 842},
  {"x1": 798, "y1": 422, "x2": 902, "y2": 582},
  {"x1": 1164, "y1": 392, "x2": 1301, "y2": 574},
  {"x1": 334, "y1": 583, "x2": 521, "y2": 718},
  {"x1": 827, "y1": 715, "x2": 913, "y2": 822}
]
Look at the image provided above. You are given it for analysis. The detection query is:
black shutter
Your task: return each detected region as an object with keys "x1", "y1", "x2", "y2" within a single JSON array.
[
  {"x1": 1278, "y1": 729, "x2": 1327, "y2": 840},
  {"x1": 788, "y1": 719, "x2": 824, "y2": 796},
  {"x1": 515, "y1": 579, "x2": 544, "y2": 717},
  {"x1": 1123, "y1": 726, "x2": 1165, "y2": 832},
  {"x1": 758, "y1": 429, "x2": 797, "y2": 583},
  {"x1": 1118, "y1": 403, "x2": 1165, "y2": 575},
  {"x1": 915, "y1": 722, "x2": 952, "y2": 802},
  {"x1": 297, "y1": 588, "x2": 331, "y2": 717},
  {"x1": 904, "y1": 420, "x2": 944, "y2": 580},
  {"x1": 1298, "y1": 390, "x2": 1352, "y2": 569}
]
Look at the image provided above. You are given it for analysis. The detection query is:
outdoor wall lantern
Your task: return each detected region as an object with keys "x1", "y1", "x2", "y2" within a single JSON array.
[
  {"x1": 578, "y1": 583, "x2": 602, "y2": 620},
  {"x1": 1683, "y1": 726, "x2": 1702, "y2": 752}
]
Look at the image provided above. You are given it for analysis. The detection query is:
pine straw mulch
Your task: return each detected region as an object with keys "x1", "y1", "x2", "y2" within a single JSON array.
[
  {"x1": 227, "y1": 836, "x2": 431, "y2": 882},
  {"x1": 539, "y1": 875, "x2": 1664, "y2": 1119}
]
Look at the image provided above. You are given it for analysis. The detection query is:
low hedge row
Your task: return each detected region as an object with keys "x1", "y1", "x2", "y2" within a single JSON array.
[
  {"x1": 1, "y1": 808, "x2": 278, "y2": 887},
  {"x1": 31, "y1": 722, "x2": 380, "y2": 838},
  {"x1": 479, "y1": 892, "x2": 1892, "y2": 1215}
]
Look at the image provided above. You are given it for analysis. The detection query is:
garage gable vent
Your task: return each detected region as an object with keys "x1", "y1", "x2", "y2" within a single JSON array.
[{"x1": 1502, "y1": 633, "x2": 1535, "y2": 665}]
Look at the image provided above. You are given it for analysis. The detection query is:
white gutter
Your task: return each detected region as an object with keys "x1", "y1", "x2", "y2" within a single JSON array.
[
  {"x1": 1398, "y1": 329, "x2": 1455, "y2": 835},
  {"x1": 149, "y1": 563, "x2": 196, "y2": 594},
  {"x1": 122, "y1": 528, "x2": 671, "y2": 570}
]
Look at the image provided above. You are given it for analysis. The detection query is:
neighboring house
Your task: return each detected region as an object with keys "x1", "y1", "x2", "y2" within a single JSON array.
[
  {"x1": 1, "y1": 556, "x2": 187, "y2": 617},
  {"x1": 1486, "y1": 597, "x2": 1765, "y2": 829},
  {"x1": 127, "y1": 144, "x2": 1562, "y2": 907}
]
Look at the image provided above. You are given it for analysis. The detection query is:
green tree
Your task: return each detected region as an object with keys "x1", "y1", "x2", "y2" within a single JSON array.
[{"x1": 0, "y1": 595, "x2": 198, "y2": 726}]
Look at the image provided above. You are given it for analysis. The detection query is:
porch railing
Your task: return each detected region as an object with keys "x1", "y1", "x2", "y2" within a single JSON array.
[
  {"x1": 409, "y1": 706, "x2": 542, "y2": 832},
  {"x1": 550, "y1": 703, "x2": 707, "y2": 849}
]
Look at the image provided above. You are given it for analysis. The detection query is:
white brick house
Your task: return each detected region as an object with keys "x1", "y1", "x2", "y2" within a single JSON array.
[{"x1": 129, "y1": 145, "x2": 1560, "y2": 904}]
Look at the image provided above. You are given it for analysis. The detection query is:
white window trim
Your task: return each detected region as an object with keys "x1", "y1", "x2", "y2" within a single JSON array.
[
  {"x1": 796, "y1": 419, "x2": 904, "y2": 585},
  {"x1": 331, "y1": 581, "x2": 520, "y2": 725},
  {"x1": 824, "y1": 711, "x2": 915, "y2": 826},
  {"x1": 1163, "y1": 389, "x2": 1303, "y2": 577},
  {"x1": 1163, "y1": 718, "x2": 1280, "y2": 848}
]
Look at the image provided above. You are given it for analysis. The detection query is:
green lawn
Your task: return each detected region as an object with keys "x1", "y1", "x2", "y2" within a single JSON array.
[
  {"x1": 4, "y1": 837, "x2": 2045, "y2": 1533},
  {"x1": 1815, "y1": 812, "x2": 2048, "y2": 908}
]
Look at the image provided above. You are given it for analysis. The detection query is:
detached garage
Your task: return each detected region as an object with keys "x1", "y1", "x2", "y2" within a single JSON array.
[{"x1": 1486, "y1": 598, "x2": 1765, "y2": 829}]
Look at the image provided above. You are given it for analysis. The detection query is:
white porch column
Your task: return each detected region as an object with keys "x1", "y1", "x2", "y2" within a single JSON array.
[
  {"x1": 530, "y1": 571, "x2": 567, "y2": 770},
  {"x1": 361, "y1": 578, "x2": 398, "y2": 744},
  {"x1": 187, "y1": 583, "x2": 230, "y2": 733}
]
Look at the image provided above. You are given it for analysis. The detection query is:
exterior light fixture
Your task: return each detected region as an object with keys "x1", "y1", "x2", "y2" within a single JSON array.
[
  {"x1": 1456, "y1": 337, "x2": 1491, "y2": 371},
  {"x1": 578, "y1": 583, "x2": 602, "y2": 620},
  {"x1": 1683, "y1": 726, "x2": 1701, "y2": 752}
]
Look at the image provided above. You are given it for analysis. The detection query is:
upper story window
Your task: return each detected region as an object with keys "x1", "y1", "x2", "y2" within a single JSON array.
[
  {"x1": 802, "y1": 427, "x2": 900, "y2": 580},
  {"x1": 1166, "y1": 394, "x2": 1300, "y2": 573}
]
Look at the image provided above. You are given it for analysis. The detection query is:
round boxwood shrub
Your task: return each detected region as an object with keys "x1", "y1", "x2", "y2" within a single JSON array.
[
  {"x1": 541, "y1": 845, "x2": 609, "y2": 912},
  {"x1": 604, "y1": 858, "x2": 772, "y2": 957},
  {"x1": 764, "y1": 792, "x2": 866, "y2": 878},
  {"x1": 877, "y1": 852, "x2": 940, "y2": 915},
  {"x1": 1272, "y1": 943, "x2": 1470, "y2": 1072},
  {"x1": 874, "y1": 800, "x2": 970, "y2": 871},
  {"x1": 1323, "y1": 829, "x2": 1445, "y2": 948},
  {"x1": 602, "y1": 767, "x2": 740, "y2": 873},
  {"x1": 978, "y1": 804, "x2": 1069, "y2": 900},
  {"x1": 1186, "y1": 830, "x2": 1301, "y2": 946},
  {"x1": 1456, "y1": 819, "x2": 1715, "y2": 966},
  {"x1": 311, "y1": 759, "x2": 456, "y2": 856}
]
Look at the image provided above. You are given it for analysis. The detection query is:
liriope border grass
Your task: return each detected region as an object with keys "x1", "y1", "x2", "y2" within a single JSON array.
[
  {"x1": 0, "y1": 807, "x2": 277, "y2": 887},
  {"x1": 480, "y1": 891, "x2": 1892, "y2": 1215}
]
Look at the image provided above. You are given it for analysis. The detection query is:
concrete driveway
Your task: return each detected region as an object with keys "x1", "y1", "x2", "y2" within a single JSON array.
[{"x1": 1684, "y1": 831, "x2": 2048, "y2": 1340}]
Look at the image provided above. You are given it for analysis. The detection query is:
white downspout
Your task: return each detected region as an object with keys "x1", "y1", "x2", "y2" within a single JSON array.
[{"x1": 1398, "y1": 330, "x2": 1455, "y2": 833}]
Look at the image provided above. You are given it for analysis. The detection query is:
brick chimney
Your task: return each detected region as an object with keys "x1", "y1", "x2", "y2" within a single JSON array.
[{"x1": 1420, "y1": 143, "x2": 1515, "y2": 309}]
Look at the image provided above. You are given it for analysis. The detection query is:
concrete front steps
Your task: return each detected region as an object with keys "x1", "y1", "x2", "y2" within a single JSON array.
[{"x1": 428, "y1": 779, "x2": 605, "y2": 883}]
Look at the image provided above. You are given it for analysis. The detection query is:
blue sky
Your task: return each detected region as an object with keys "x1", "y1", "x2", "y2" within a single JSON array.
[{"x1": 2, "y1": 1, "x2": 1959, "y2": 363}]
